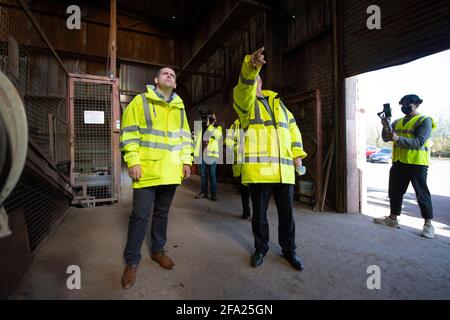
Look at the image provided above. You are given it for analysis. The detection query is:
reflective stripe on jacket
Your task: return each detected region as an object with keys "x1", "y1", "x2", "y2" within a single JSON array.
[
  {"x1": 194, "y1": 124, "x2": 223, "y2": 159},
  {"x1": 120, "y1": 85, "x2": 193, "y2": 188},
  {"x1": 225, "y1": 119, "x2": 245, "y2": 177}
]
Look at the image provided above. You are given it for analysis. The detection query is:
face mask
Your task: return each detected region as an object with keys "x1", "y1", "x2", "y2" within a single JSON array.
[{"x1": 401, "y1": 105, "x2": 413, "y2": 115}]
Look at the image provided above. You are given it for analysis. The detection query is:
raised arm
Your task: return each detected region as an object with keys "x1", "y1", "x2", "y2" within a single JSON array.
[{"x1": 233, "y1": 47, "x2": 266, "y2": 128}]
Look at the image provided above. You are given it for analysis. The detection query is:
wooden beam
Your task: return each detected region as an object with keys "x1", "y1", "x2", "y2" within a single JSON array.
[
  {"x1": 109, "y1": 0, "x2": 117, "y2": 78},
  {"x1": 55, "y1": 49, "x2": 224, "y2": 79},
  {"x1": 332, "y1": 0, "x2": 346, "y2": 212},
  {"x1": 238, "y1": 0, "x2": 277, "y2": 13},
  {"x1": 17, "y1": 0, "x2": 69, "y2": 75},
  {"x1": 181, "y1": 2, "x2": 241, "y2": 72},
  {"x1": 178, "y1": 0, "x2": 273, "y2": 81},
  {"x1": 0, "y1": 2, "x2": 174, "y2": 39}
]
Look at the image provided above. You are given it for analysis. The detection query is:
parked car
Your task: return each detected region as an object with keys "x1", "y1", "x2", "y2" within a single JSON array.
[
  {"x1": 369, "y1": 148, "x2": 392, "y2": 163},
  {"x1": 366, "y1": 145, "x2": 378, "y2": 159}
]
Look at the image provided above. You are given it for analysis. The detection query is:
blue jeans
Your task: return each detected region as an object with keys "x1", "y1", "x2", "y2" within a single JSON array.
[
  {"x1": 199, "y1": 160, "x2": 217, "y2": 195},
  {"x1": 123, "y1": 185, "x2": 177, "y2": 265}
]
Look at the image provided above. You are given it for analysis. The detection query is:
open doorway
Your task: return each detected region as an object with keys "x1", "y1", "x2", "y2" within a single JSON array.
[{"x1": 346, "y1": 49, "x2": 450, "y2": 238}]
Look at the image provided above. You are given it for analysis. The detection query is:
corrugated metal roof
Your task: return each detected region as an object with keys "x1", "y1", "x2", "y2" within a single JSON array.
[{"x1": 342, "y1": 0, "x2": 450, "y2": 77}]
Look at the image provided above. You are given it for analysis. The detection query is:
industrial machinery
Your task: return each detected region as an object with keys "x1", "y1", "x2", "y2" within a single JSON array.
[{"x1": 0, "y1": 71, "x2": 28, "y2": 238}]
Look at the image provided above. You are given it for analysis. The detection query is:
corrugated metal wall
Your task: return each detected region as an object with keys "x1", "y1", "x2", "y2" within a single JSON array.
[
  {"x1": 285, "y1": 0, "x2": 332, "y2": 50},
  {"x1": 188, "y1": 11, "x2": 265, "y2": 108},
  {"x1": 30, "y1": 2, "x2": 175, "y2": 68},
  {"x1": 342, "y1": 0, "x2": 450, "y2": 77}
]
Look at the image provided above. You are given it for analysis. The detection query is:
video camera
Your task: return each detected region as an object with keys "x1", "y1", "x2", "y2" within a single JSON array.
[
  {"x1": 198, "y1": 106, "x2": 208, "y2": 123},
  {"x1": 377, "y1": 103, "x2": 393, "y2": 139}
]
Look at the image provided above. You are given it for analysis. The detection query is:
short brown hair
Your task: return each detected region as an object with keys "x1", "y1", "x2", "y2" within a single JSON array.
[{"x1": 156, "y1": 67, "x2": 177, "y2": 79}]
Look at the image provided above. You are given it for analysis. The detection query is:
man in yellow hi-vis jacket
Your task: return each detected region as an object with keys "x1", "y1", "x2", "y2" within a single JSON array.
[
  {"x1": 119, "y1": 67, "x2": 193, "y2": 289},
  {"x1": 233, "y1": 47, "x2": 307, "y2": 271},
  {"x1": 194, "y1": 112, "x2": 222, "y2": 201}
]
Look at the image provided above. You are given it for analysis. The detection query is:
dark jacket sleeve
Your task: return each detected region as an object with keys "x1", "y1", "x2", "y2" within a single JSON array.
[{"x1": 397, "y1": 118, "x2": 432, "y2": 148}]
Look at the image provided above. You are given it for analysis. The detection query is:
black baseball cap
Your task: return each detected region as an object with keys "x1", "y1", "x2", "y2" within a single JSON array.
[{"x1": 399, "y1": 94, "x2": 423, "y2": 105}]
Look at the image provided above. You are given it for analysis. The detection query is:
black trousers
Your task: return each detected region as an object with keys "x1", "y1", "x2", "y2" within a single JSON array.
[
  {"x1": 240, "y1": 183, "x2": 251, "y2": 217},
  {"x1": 123, "y1": 185, "x2": 177, "y2": 265},
  {"x1": 248, "y1": 183, "x2": 296, "y2": 254},
  {"x1": 389, "y1": 162, "x2": 433, "y2": 219}
]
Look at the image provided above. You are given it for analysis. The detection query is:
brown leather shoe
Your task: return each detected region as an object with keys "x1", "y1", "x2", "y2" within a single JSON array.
[
  {"x1": 121, "y1": 264, "x2": 138, "y2": 289},
  {"x1": 151, "y1": 251, "x2": 175, "y2": 270}
]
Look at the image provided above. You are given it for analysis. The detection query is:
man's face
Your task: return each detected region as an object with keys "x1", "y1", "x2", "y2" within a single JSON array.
[{"x1": 155, "y1": 68, "x2": 177, "y2": 90}]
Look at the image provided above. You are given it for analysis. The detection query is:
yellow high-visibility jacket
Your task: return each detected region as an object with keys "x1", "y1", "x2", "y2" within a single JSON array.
[
  {"x1": 225, "y1": 119, "x2": 244, "y2": 177},
  {"x1": 392, "y1": 114, "x2": 436, "y2": 166},
  {"x1": 194, "y1": 124, "x2": 223, "y2": 159},
  {"x1": 233, "y1": 55, "x2": 307, "y2": 184},
  {"x1": 120, "y1": 85, "x2": 193, "y2": 188}
]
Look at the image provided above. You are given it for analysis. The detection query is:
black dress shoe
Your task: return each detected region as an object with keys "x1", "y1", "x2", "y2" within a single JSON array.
[
  {"x1": 251, "y1": 250, "x2": 267, "y2": 267},
  {"x1": 241, "y1": 215, "x2": 250, "y2": 219},
  {"x1": 283, "y1": 252, "x2": 304, "y2": 271}
]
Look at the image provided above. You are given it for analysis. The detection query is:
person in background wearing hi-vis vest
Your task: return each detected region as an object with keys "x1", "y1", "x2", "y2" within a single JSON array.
[
  {"x1": 374, "y1": 94, "x2": 437, "y2": 239},
  {"x1": 119, "y1": 67, "x2": 193, "y2": 289},
  {"x1": 233, "y1": 47, "x2": 307, "y2": 271},
  {"x1": 225, "y1": 118, "x2": 251, "y2": 219},
  {"x1": 194, "y1": 112, "x2": 222, "y2": 201}
]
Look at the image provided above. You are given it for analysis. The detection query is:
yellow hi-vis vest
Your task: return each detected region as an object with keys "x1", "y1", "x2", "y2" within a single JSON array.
[
  {"x1": 120, "y1": 85, "x2": 193, "y2": 188},
  {"x1": 194, "y1": 124, "x2": 222, "y2": 159},
  {"x1": 392, "y1": 114, "x2": 436, "y2": 166},
  {"x1": 233, "y1": 55, "x2": 307, "y2": 184},
  {"x1": 225, "y1": 119, "x2": 245, "y2": 177}
]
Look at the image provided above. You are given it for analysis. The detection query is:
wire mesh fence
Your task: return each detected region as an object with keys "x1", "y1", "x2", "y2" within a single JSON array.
[
  {"x1": 3, "y1": 171, "x2": 70, "y2": 252},
  {"x1": 1, "y1": 0, "x2": 71, "y2": 251},
  {"x1": 0, "y1": 1, "x2": 69, "y2": 163},
  {"x1": 71, "y1": 79, "x2": 115, "y2": 204}
]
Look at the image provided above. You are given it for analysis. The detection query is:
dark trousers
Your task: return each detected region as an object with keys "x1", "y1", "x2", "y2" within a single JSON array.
[
  {"x1": 248, "y1": 183, "x2": 296, "y2": 254},
  {"x1": 199, "y1": 160, "x2": 217, "y2": 195},
  {"x1": 389, "y1": 162, "x2": 433, "y2": 219},
  {"x1": 240, "y1": 183, "x2": 251, "y2": 217},
  {"x1": 123, "y1": 185, "x2": 177, "y2": 265}
]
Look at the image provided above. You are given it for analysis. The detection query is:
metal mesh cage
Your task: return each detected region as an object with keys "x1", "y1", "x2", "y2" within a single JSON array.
[
  {"x1": 72, "y1": 80, "x2": 114, "y2": 202},
  {"x1": 0, "y1": 2, "x2": 69, "y2": 164},
  {"x1": 3, "y1": 171, "x2": 70, "y2": 252},
  {"x1": 1, "y1": 1, "x2": 71, "y2": 251}
]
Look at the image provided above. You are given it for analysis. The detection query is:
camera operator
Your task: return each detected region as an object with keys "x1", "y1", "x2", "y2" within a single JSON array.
[
  {"x1": 194, "y1": 109, "x2": 223, "y2": 201},
  {"x1": 373, "y1": 94, "x2": 437, "y2": 239}
]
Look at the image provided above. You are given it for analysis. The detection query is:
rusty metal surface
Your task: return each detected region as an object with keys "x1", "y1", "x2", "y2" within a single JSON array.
[{"x1": 68, "y1": 74, "x2": 120, "y2": 205}]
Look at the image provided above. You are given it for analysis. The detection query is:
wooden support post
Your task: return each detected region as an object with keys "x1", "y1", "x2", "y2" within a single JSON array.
[
  {"x1": 320, "y1": 137, "x2": 335, "y2": 212},
  {"x1": 109, "y1": 0, "x2": 117, "y2": 78}
]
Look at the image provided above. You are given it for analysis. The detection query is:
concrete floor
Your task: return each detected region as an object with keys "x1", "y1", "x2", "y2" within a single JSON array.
[{"x1": 9, "y1": 174, "x2": 450, "y2": 300}]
